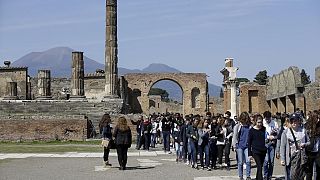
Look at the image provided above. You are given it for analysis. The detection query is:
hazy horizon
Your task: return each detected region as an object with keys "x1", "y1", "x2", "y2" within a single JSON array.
[{"x1": 1, "y1": 0, "x2": 319, "y2": 85}]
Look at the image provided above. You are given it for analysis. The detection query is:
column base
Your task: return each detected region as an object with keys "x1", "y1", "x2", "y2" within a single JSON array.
[
  {"x1": 69, "y1": 96, "x2": 87, "y2": 101},
  {"x1": 3, "y1": 96, "x2": 18, "y2": 100},
  {"x1": 36, "y1": 96, "x2": 52, "y2": 100}
]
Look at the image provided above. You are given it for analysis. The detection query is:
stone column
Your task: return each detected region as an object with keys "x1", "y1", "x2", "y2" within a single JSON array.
[
  {"x1": 295, "y1": 94, "x2": 305, "y2": 113},
  {"x1": 230, "y1": 80, "x2": 237, "y2": 117},
  {"x1": 37, "y1": 70, "x2": 52, "y2": 99},
  {"x1": 271, "y1": 99, "x2": 278, "y2": 114},
  {"x1": 278, "y1": 97, "x2": 286, "y2": 113},
  {"x1": 70, "y1": 52, "x2": 85, "y2": 99},
  {"x1": 26, "y1": 75, "x2": 32, "y2": 100},
  {"x1": 4, "y1": 82, "x2": 18, "y2": 100},
  {"x1": 105, "y1": 0, "x2": 118, "y2": 97},
  {"x1": 286, "y1": 96, "x2": 295, "y2": 113}
]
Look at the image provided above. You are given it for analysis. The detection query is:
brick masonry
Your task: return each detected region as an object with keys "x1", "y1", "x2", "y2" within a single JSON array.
[{"x1": 0, "y1": 116, "x2": 87, "y2": 141}]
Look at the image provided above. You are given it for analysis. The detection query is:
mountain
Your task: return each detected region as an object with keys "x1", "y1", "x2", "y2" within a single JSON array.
[{"x1": 12, "y1": 47, "x2": 221, "y2": 97}]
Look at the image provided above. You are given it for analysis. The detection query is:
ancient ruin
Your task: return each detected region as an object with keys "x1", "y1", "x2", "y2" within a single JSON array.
[
  {"x1": 124, "y1": 73, "x2": 208, "y2": 115},
  {"x1": 238, "y1": 66, "x2": 320, "y2": 114},
  {"x1": 0, "y1": 0, "x2": 209, "y2": 141}
]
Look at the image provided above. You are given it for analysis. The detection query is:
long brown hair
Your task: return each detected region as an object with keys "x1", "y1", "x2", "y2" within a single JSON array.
[
  {"x1": 307, "y1": 112, "x2": 320, "y2": 137},
  {"x1": 116, "y1": 117, "x2": 130, "y2": 131},
  {"x1": 99, "y1": 113, "x2": 111, "y2": 129},
  {"x1": 239, "y1": 112, "x2": 251, "y2": 126}
]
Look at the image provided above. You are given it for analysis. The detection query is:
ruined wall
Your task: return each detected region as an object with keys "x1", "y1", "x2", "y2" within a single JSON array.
[
  {"x1": 208, "y1": 97, "x2": 224, "y2": 115},
  {"x1": 29, "y1": 75, "x2": 106, "y2": 100},
  {"x1": 266, "y1": 66, "x2": 303, "y2": 100},
  {"x1": 0, "y1": 115, "x2": 87, "y2": 141},
  {"x1": 0, "y1": 67, "x2": 28, "y2": 99},
  {"x1": 239, "y1": 82, "x2": 269, "y2": 114},
  {"x1": 30, "y1": 77, "x2": 70, "y2": 100},
  {"x1": 149, "y1": 95, "x2": 183, "y2": 114},
  {"x1": 84, "y1": 73, "x2": 105, "y2": 100},
  {"x1": 304, "y1": 81, "x2": 320, "y2": 112},
  {"x1": 124, "y1": 73, "x2": 208, "y2": 115}
]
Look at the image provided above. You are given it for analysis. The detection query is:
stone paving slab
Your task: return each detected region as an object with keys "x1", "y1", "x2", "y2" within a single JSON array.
[
  {"x1": 0, "y1": 151, "x2": 171, "y2": 160},
  {"x1": 139, "y1": 151, "x2": 157, "y2": 156}
]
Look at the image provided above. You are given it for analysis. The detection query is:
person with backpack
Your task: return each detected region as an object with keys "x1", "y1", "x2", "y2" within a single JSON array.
[
  {"x1": 99, "y1": 113, "x2": 113, "y2": 167},
  {"x1": 280, "y1": 113, "x2": 310, "y2": 180},
  {"x1": 232, "y1": 112, "x2": 252, "y2": 180}
]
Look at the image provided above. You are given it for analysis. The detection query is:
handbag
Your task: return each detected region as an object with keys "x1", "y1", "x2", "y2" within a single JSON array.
[
  {"x1": 101, "y1": 139, "x2": 110, "y2": 148},
  {"x1": 108, "y1": 139, "x2": 116, "y2": 149},
  {"x1": 289, "y1": 128, "x2": 307, "y2": 180}
]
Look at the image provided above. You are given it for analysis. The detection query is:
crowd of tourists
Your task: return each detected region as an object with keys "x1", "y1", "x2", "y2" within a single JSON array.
[{"x1": 99, "y1": 110, "x2": 320, "y2": 180}]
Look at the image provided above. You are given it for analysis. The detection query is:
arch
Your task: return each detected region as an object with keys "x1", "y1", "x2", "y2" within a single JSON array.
[
  {"x1": 124, "y1": 73, "x2": 208, "y2": 115},
  {"x1": 191, "y1": 87, "x2": 200, "y2": 108}
]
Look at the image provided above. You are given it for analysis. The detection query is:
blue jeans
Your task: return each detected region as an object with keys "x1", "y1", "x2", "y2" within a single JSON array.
[
  {"x1": 198, "y1": 144, "x2": 210, "y2": 167},
  {"x1": 175, "y1": 142, "x2": 183, "y2": 159},
  {"x1": 264, "y1": 145, "x2": 275, "y2": 179},
  {"x1": 189, "y1": 139, "x2": 197, "y2": 165},
  {"x1": 150, "y1": 133, "x2": 157, "y2": 147},
  {"x1": 285, "y1": 165, "x2": 291, "y2": 180},
  {"x1": 162, "y1": 131, "x2": 170, "y2": 151},
  {"x1": 236, "y1": 148, "x2": 251, "y2": 178}
]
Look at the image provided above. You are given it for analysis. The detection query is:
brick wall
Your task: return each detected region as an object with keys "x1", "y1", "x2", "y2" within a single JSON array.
[{"x1": 0, "y1": 116, "x2": 87, "y2": 141}]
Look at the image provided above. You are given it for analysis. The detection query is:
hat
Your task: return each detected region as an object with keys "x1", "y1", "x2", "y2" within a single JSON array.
[{"x1": 289, "y1": 113, "x2": 302, "y2": 121}]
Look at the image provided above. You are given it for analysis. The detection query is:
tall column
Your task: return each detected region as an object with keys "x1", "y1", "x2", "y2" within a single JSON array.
[
  {"x1": 105, "y1": 0, "x2": 118, "y2": 97},
  {"x1": 37, "y1": 70, "x2": 52, "y2": 99},
  {"x1": 230, "y1": 81, "x2": 237, "y2": 118},
  {"x1": 70, "y1": 52, "x2": 85, "y2": 99},
  {"x1": 26, "y1": 75, "x2": 32, "y2": 100},
  {"x1": 4, "y1": 82, "x2": 18, "y2": 100}
]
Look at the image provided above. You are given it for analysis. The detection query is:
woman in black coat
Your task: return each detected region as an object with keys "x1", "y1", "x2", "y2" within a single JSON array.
[{"x1": 113, "y1": 117, "x2": 132, "y2": 170}]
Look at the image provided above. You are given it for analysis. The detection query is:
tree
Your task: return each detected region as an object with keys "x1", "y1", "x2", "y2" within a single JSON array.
[
  {"x1": 300, "y1": 69, "x2": 311, "y2": 85},
  {"x1": 149, "y1": 88, "x2": 169, "y2": 101},
  {"x1": 236, "y1": 78, "x2": 250, "y2": 83},
  {"x1": 219, "y1": 88, "x2": 224, "y2": 98},
  {"x1": 254, "y1": 70, "x2": 268, "y2": 85}
]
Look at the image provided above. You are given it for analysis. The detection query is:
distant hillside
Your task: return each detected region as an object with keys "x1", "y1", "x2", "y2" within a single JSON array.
[{"x1": 12, "y1": 47, "x2": 221, "y2": 97}]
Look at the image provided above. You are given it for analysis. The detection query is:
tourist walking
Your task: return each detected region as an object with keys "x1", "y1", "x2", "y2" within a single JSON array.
[
  {"x1": 248, "y1": 114, "x2": 267, "y2": 180},
  {"x1": 187, "y1": 118, "x2": 199, "y2": 168},
  {"x1": 304, "y1": 111, "x2": 320, "y2": 180},
  {"x1": 280, "y1": 113, "x2": 310, "y2": 180},
  {"x1": 99, "y1": 113, "x2": 113, "y2": 167},
  {"x1": 131, "y1": 115, "x2": 143, "y2": 149},
  {"x1": 114, "y1": 117, "x2": 132, "y2": 170},
  {"x1": 232, "y1": 112, "x2": 252, "y2": 180},
  {"x1": 198, "y1": 119, "x2": 211, "y2": 170},
  {"x1": 263, "y1": 111, "x2": 279, "y2": 180}
]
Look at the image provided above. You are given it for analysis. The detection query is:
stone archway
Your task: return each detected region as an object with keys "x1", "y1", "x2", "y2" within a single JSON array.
[{"x1": 124, "y1": 73, "x2": 208, "y2": 115}]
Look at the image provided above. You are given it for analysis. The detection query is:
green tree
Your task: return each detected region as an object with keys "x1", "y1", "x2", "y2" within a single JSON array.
[
  {"x1": 254, "y1": 70, "x2": 268, "y2": 85},
  {"x1": 149, "y1": 88, "x2": 169, "y2": 101},
  {"x1": 300, "y1": 69, "x2": 311, "y2": 85},
  {"x1": 236, "y1": 77, "x2": 250, "y2": 84}
]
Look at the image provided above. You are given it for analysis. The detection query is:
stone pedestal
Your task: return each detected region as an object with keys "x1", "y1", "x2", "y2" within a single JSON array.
[
  {"x1": 3, "y1": 82, "x2": 18, "y2": 100},
  {"x1": 70, "y1": 52, "x2": 86, "y2": 100},
  {"x1": 37, "y1": 70, "x2": 52, "y2": 100}
]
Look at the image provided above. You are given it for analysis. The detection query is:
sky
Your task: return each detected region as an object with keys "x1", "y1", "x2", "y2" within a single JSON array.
[{"x1": 0, "y1": 0, "x2": 319, "y2": 86}]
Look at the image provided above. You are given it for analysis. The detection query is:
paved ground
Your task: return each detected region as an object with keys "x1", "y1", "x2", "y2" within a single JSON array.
[{"x1": 0, "y1": 146, "x2": 286, "y2": 180}]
